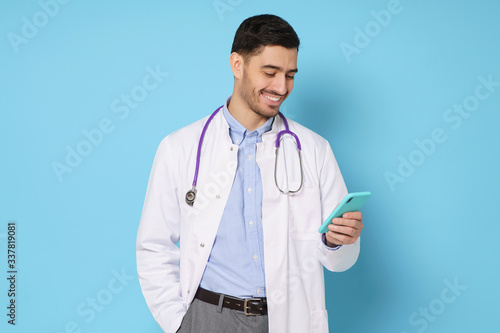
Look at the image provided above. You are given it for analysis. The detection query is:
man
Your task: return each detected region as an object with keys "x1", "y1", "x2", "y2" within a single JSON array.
[{"x1": 136, "y1": 14, "x2": 363, "y2": 333}]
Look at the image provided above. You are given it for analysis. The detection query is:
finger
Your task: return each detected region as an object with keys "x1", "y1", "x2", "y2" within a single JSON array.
[
  {"x1": 326, "y1": 231, "x2": 356, "y2": 245},
  {"x1": 342, "y1": 211, "x2": 362, "y2": 220},
  {"x1": 332, "y1": 217, "x2": 363, "y2": 230},
  {"x1": 325, "y1": 232, "x2": 344, "y2": 245},
  {"x1": 328, "y1": 224, "x2": 358, "y2": 237}
]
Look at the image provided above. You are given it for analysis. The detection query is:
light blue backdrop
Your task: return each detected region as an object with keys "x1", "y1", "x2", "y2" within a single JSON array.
[{"x1": 1, "y1": 0, "x2": 499, "y2": 332}]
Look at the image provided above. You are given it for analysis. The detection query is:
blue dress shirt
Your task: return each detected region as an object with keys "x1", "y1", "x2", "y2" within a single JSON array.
[{"x1": 199, "y1": 97, "x2": 273, "y2": 298}]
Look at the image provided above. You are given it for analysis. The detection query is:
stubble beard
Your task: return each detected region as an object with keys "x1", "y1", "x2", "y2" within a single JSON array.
[{"x1": 239, "y1": 71, "x2": 283, "y2": 120}]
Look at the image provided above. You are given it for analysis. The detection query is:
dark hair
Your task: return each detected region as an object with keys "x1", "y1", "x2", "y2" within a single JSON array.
[{"x1": 231, "y1": 14, "x2": 300, "y2": 59}]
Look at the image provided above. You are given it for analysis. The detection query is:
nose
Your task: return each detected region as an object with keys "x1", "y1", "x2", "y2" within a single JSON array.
[{"x1": 271, "y1": 74, "x2": 288, "y2": 96}]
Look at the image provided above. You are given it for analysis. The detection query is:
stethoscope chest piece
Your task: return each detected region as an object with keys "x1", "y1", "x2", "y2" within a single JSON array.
[{"x1": 185, "y1": 187, "x2": 197, "y2": 206}]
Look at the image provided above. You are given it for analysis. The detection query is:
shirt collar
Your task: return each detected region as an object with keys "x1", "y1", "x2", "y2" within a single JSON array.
[{"x1": 222, "y1": 96, "x2": 274, "y2": 144}]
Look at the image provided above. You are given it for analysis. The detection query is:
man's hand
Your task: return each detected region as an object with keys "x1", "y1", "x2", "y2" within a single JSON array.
[{"x1": 324, "y1": 211, "x2": 363, "y2": 247}]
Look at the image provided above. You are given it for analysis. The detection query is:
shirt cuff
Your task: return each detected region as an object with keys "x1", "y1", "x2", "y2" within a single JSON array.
[{"x1": 322, "y1": 233, "x2": 342, "y2": 251}]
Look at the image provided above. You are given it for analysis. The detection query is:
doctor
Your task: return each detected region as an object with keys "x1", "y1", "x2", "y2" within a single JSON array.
[{"x1": 136, "y1": 14, "x2": 363, "y2": 333}]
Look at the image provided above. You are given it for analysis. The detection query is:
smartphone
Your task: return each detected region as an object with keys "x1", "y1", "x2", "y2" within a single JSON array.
[{"x1": 318, "y1": 192, "x2": 371, "y2": 233}]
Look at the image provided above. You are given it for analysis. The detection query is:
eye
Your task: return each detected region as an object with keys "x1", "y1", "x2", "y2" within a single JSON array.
[
  {"x1": 265, "y1": 72, "x2": 275, "y2": 77},
  {"x1": 286, "y1": 75, "x2": 295, "y2": 80}
]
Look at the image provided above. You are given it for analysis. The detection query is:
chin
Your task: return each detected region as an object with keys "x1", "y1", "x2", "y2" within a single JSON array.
[{"x1": 256, "y1": 105, "x2": 280, "y2": 118}]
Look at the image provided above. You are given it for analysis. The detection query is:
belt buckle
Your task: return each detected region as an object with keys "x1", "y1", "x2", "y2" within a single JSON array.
[{"x1": 243, "y1": 298, "x2": 262, "y2": 316}]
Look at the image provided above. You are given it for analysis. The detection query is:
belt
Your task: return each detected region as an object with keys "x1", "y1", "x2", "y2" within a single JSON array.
[{"x1": 194, "y1": 287, "x2": 268, "y2": 316}]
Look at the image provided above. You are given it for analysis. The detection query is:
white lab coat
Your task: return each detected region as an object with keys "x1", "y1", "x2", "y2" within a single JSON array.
[{"x1": 136, "y1": 109, "x2": 360, "y2": 333}]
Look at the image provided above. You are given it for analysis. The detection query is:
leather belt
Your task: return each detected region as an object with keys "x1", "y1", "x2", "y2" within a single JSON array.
[{"x1": 194, "y1": 287, "x2": 268, "y2": 316}]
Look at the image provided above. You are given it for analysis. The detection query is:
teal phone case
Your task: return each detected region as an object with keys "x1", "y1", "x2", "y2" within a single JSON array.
[{"x1": 318, "y1": 191, "x2": 371, "y2": 233}]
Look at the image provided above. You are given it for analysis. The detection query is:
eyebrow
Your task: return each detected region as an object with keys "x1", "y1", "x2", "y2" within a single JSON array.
[{"x1": 261, "y1": 65, "x2": 298, "y2": 74}]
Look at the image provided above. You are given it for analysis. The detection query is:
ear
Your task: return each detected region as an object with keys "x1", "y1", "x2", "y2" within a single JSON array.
[{"x1": 230, "y1": 52, "x2": 244, "y2": 80}]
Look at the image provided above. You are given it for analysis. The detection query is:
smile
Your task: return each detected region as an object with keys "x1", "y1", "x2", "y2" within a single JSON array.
[{"x1": 262, "y1": 92, "x2": 282, "y2": 102}]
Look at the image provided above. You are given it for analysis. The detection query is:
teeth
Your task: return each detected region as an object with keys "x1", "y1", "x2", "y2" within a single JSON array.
[{"x1": 263, "y1": 93, "x2": 280, "y2": 102}]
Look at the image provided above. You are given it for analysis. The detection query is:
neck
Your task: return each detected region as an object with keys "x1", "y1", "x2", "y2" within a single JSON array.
[{"x1": 227, "y1": 94, "x2": 269, "y2": 131}]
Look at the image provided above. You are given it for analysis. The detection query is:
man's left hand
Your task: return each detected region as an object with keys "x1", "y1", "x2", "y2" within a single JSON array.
[{"x1": 324, "y1": 211, "x2": 363, "y2": 247}]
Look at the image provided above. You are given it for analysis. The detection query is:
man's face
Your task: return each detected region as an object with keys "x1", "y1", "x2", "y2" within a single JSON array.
[{"x1": 238, "y1": 45, "x2": 298, "y2": 119}]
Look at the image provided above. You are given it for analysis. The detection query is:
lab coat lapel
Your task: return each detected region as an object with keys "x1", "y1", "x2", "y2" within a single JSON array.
[
  {"x1": 257, "y1": 115, "x2": 292, "y2": 319},
  {"x1": 189, "y1": 110, "x2": 237, "y2": 266}
]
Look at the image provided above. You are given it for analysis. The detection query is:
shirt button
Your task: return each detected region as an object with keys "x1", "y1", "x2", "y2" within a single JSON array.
[
  {"x1": 230, "y1": 147, "x2": 233, "y2": 151},
  {"x1": 253, "y1": 254, "x2": 257, "y2": 261},
  {"x1": 248, "y1": 154, "x2": 252, "y2": 160},
  {"x1": 235, "y1": 139, "x2": 239, "y2": 144},
  {"x1": 248, "y1": 187, "x2": 252, "y2": 193},
  {"x1": 257, "y1": 289, "x2": 261, "y2": 294},
  {"x1": 216, "y1": 195, "x2": 220, "y2": 199},
  {"x1": 200, "y1": 243, "x2": 205, "y2": 248},
  {"x1": 249, "y1": 221, "x2": 254, "y2": 226}
]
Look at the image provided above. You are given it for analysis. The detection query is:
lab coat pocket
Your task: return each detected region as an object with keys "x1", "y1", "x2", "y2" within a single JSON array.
[
  {"x1": 310, "y1": 309, "x2": 329, "y2": 333},
  {"x1": 289, "y1": 185, "x2": 321, "y2": 241}
]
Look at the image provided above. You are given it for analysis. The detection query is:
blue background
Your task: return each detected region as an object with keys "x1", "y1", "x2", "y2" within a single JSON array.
[{"x1": 1, "y1": 0, "x2": 499, "y2": 332}]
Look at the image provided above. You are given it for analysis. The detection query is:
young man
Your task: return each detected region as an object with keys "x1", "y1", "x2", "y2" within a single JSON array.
[{"x1": 136, "y1": 14, "x2": 363, "y2": 333}]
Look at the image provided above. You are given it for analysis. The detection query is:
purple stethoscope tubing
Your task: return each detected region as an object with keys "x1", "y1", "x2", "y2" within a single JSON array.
[
  {"x1": 185, "y1": 106, "x2": 302, "y2": 206},
  {"x1": 193, "y1": 106, "x2": 223, "y2": 187}
]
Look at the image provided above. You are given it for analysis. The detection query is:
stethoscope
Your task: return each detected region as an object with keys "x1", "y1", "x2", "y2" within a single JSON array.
[{"x1": 185, "y1": 106, "x2": 303, "y2": 206}]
